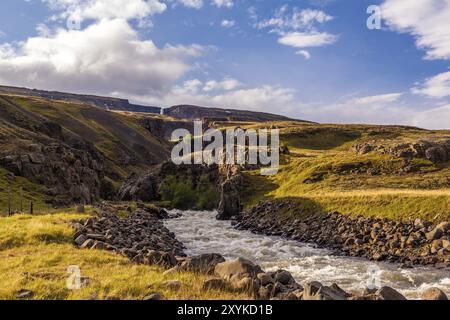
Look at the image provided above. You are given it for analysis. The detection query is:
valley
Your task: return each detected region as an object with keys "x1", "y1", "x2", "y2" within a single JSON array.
[{"x1": 0, "y1": 86, "x2": 448, "y2": 300}]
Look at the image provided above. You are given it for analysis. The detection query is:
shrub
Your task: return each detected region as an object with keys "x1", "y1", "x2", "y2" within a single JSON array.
[{"x1": 159, "y1": 175, "x2": 219, "y2": 210}]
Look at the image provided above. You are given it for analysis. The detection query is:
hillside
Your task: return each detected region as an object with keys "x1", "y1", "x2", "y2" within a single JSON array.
[
  {"x1": 0, "y1": 85, "x2": 161, "y2": 114},
  {"x1": 0, "y1": 93, "x2": 171, "y2": 210},
  {"x1": 164, "y1": 104, "x2": 308, "y2": 123},
  {"x1": 230, "y1": 122, "x2": 450, "y2": 222}
]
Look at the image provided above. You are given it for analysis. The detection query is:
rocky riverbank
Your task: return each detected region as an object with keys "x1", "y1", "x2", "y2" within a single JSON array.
[
  {"x1": 72, "y1": 203, "x2": 448, "y2": 300},
  {"x1": 73, "y1": 202, "x2": 185, "y2": 268},
  {"x1": 234, "y1": 200, "x2": 450, "y2": 268}
]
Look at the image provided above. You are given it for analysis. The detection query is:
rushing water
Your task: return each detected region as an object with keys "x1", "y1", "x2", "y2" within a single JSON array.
[{"x1": 165, "y1": 210, "x2": 450, "y2": 299}]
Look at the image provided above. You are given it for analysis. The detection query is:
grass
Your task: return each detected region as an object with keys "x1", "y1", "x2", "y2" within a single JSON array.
[
  {"x1": 241, "y1": 124, "x2": 450, "y2": 223},
  {"x1": 0, "y1": 168, "x2": 50, "y2": 216},
  {"x1": 0, "y1": 209, "x2": 251, "y2": 300}
]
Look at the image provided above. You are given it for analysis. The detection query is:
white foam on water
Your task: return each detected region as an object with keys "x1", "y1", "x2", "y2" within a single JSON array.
[{"x1": 165, "y1": 210, "x2": 450, "y2": 299}]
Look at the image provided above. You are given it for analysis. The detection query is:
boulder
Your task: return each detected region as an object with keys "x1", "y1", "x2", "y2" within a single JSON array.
[
  {"x1": 257, "y1": 273, "x2": 274, "y2": 286},
  {"x1": 375, "y1": 286, "x2": 407, "y2": 300},
  {"x1": 273, "y1": 270, "x2": 295, "y2": 286},
  {"x1": 143, "y1": 293, "x2": 164, "y2": 301},
  {"x1": 422, "y1": 288, "x2": 448, "y2": 300},
  {"x1": 215, "y1": 257, "x2": 263, "y2": 280},
  {"x1": 181, "y1": 253, "x2": 226, "y2": 274}
]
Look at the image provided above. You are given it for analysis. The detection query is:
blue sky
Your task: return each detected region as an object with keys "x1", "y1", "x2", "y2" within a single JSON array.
[{"x1": 0, "y1": 0, "x2": 449, "y2": 128}]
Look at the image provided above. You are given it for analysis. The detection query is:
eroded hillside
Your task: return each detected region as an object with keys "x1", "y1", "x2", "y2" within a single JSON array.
[{"x1": 0, "y1": 93, "x2": 171, "y2": 210}]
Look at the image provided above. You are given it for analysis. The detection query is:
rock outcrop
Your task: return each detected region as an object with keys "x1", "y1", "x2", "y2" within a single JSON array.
[
  {"x1": 353, "y1": 139, "x2": 450, "y2": 164},
  {"x1": 0, "y1": 140, "x2": 105, "y2": 205},
  {"x1": 216, "y1": 165, "x2": 244, "y2": 220},
  {"x1": 235, "y1": 200, "x2": 450, "y2": 268},
  {"x1": 118, "y1": 162, "x2": 219, "y2": 202}
]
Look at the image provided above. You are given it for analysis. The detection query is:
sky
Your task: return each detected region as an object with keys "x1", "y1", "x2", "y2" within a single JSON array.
[{"x1": 0, "y1": 0, "x2": 449, "y2": 129}]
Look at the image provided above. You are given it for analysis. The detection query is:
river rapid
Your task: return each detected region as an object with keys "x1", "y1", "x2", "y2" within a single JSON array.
[{"x1": 165, "y1": 210, "x2": 450, "y2": 299}]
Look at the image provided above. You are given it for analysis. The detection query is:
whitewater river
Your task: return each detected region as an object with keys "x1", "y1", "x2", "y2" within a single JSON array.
[{"x1": 165, "y1": 210, "x2": 450, "y2": 300}]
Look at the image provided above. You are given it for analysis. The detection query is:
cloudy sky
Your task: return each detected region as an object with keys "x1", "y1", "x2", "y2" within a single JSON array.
[{"x1": 0, "y1": 0, "x2": 449, "y2": 129}]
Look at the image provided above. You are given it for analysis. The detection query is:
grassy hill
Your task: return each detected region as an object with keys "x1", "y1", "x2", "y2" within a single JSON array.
[
  {"x1": 0, "y1": 93, "x2": 172, "y2": 212},
  {"x1": 232, "y1": 122, "x2": 450, "y2": 222}
]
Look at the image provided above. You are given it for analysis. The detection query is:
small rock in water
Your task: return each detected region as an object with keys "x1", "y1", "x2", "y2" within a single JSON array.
[
  {"x1": 422, "y1": 288, "x2": 448, "y2": 300},
  {"x1": 375, "y1": 286, "x2": 407, "y2": 300}
]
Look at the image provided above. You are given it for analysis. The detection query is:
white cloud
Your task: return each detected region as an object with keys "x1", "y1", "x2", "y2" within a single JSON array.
[
  {"x1": 0, "y1": 31, "x2": 5, "y2": 38},
  {"x1": 0, "y1": 19, "x2": 205, "y2": 97},
  {"x1": 255, "y1": 7, "x2": 333, "y2": 31},
  {"x1": 220, "y1": 20, "x2": 235, "y2": 28},
  {"x1": 412, "y1": 71, "x2": 450, "y2": 98},
  {"x1": 253, "y1": 6, "x2": 337, "y2": 59},
  {"x1": 295, "y1": 50, "x2": 311, "y2": 60},
  {"x1": 175, "y1": 0, "x2": 204, "y2": 9},
  {"x1": 412, "y1": 104, "x2": 450, "y2": 130},
  {"x1": 212, "y1": 0, "x2": 233, "y2": 9},
  {"x1": 135, "y1": 78, "x2": 297, "y2": 114},
  {"x1": 278, "y1": 32, "x2": 337, "y2": 49},
  {"x1": 203, "y1": 77, "x2": 241, "y2": 91},
  {"x1": 42, "y1": 0, "x2": 167, "y2": 22},
  {"x1": 351, "y1": 92, "x2": 403, "y2": 104},
  {"x1": 381, "y1": 0, "x2": 450, "y2": 60},
  {"x1": 298, "y1": 92, "x2": 450, "y2": 129}
]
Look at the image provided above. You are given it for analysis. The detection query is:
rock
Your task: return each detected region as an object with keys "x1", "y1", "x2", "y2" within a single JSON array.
[
  {"x1": 16, "y1": 289, "x2": 34, "y2": 299},
  {"x1": 163, "y1": 280, "x2": 182, "y2": 290},
  {"x1": 426, "y1": 228, "x2": 444, "y2": 241},
  {"x1": 74, "y1": 234, "x2": 87, "y2": 246},
  {"x1": 431, "y1": 240, "x2": 443, "y2": 254},
  {"x1": 375, "y1": 286, "x2": 407, "y2": 300},
  {"x1": 143, "y1": 293, "x2": 164, "y2": 301},
  {"x1": 302, "y1": 282, "x2": 324, "y2": 300},
  {"x1": 258, "y1": 286, "x2": 271, "y2": 300},
  {"x1": 181, "y1": 253, "x2": 226, "y2": 274},
  {"x1": 80, "y1": 239, "x2": 95, "y2": 249},
  {"x1": 217, "y1": 166, "x2": 243, "y2": 220},
  {"x1": 273, "y1": 270, "x2": 295, "y2": 286},
  {"x1": 215, "y1": 257, "x2": 263, "y2": 280},
  {"x1": 159, "y1": 252, "x2": 178, "y2": 268},
  {"x1": 426, "y1": 222, "x2": 449, "y2": 241},
  {"x1": 271, "y1": 282, "x2": 287, "y2": 296},
  {"x1": 163, "y1": 266, "x2": 181, "y2": 276},
  {"x1": 234, "y1": 277, "x2": 257, "y2": 292},
  {"x1": 302, "y1": 282, "x2": 350, "y2": 301},
  {"x1": 202, "y1": 278, "x2": 228, "y2": 291},
  {"x1": 257, "y1": 273, "x2": 274, "y2": 286},
  {"x1": 422, "y1": 288, "x2": 448, "y2": 300}
]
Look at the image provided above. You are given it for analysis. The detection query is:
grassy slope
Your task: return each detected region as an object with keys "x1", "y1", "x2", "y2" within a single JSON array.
[
  {"x1": 239, "y1": 122, "x2": 450, "y2": 222},
  {"x1": 0, "y1": 168, "x2": 50, "y2": 216},
  {"x1": 4, "y1": 94, "x2": 169, "y2": 169},
  {"x1": 0, "y1": 209, "x2": 250, "y2": 300}
]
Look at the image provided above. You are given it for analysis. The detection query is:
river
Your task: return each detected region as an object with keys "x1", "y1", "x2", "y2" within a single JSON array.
[{"x1": 165, "y1": 210, "x2": 450, "y2": 299}]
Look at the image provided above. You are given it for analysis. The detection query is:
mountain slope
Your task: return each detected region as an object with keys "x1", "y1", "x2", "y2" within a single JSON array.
[
  {"x1": 0, "y1": 93, "x2": 171, "y2": 208},
  {"x1": 164, "y1": 104, "x2": 310, "y2": 123}
]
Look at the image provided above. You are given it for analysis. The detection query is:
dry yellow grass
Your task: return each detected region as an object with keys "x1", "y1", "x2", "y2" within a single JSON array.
[{"x1": 0, "y1": 211, "x2": 251, "y2": 300}]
